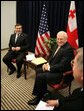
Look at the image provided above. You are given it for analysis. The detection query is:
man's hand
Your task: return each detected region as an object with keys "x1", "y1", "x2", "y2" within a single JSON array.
[
  {"x1": 12, "y1": 47, "x2": 16, "y2": 51},
  {"x1": 12, "y1": 47, "x2": 21, "y2": 51},
  {"x1": 46, "y1": 100, "x2": 59, "y2": 107},
  {"x1": 42, "y1": 63, "x2": 50, "y2": 72},
  {"x1": 15, "y1": 47, "x2": 21, "y2": 51}
]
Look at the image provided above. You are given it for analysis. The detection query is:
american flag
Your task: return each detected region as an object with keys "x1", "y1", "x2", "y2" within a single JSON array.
[
  {"x1": 67, "y1": 1, "x2": 79, "y2": 49},
  {"x1": 35, "y1": 2, "x2": 50, "y2": 57}
]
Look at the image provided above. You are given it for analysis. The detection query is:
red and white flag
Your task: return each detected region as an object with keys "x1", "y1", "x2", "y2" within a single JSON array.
[
  {"x1": 67, "y1": 1, "x2": 79, "y2": 49},
  {"x1": 35, "y1": 2, "x2": 50, "y2": 57}
]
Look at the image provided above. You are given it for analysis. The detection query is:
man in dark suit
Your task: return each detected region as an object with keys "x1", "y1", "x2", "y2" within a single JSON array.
[
  {"x1": 46, "y1": 47, "x2": 83, "y2": 110},
  {"x1": 28, "y1": 31, "x2": 74, "y2": 105},
  {"x1": 3, "y1": 24, "x2": 30, "y2": 78}
]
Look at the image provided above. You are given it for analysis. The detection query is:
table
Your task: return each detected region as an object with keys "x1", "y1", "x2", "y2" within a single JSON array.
[{"x1": 24, "y1": 58, "x2": 47, "y2": 79}]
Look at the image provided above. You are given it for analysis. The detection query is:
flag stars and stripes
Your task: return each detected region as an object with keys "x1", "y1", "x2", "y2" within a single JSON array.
[{"x1": 35, "y1": 2, "x2": 50, "y2": 57}]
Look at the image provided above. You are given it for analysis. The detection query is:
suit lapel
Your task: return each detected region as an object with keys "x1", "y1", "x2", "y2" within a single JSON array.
[
  {"x1": 66, "y1": 88, "x2": 83, "y2": 101},
  {"x1": 15, "y1": 33, "x2": 23, "y2": 43},
  {"x1": 53, "y1": 46, "x2": 63, "y2": 58},
  {"x1": 13, "y1": 34, "x2": 16, "y2": 44},
  {"x1": 53, "y1": 42, "x2": 68, "y2": 58},
  {"x1": 50, "y1": 45, "x2": 58, "y2": 59},
  {"x1": 49, "y1": 42, "x2": 68, "y2": 62}
]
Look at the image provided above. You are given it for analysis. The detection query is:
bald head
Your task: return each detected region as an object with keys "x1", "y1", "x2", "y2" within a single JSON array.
[
  {"x1": 76, "y1": 47, "x2": 83, "y2": 70},
  {"x1": 57, "y1": 31, "x2": 68, "y2": 47},
  {"x1": 73, "y1": 47, "x2": 83, "y2": 87},
  {"x1": 57, "y1": 31, "x2": 68, "y2": 39}
]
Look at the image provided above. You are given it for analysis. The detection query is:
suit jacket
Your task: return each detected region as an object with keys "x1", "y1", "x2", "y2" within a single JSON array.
[
  {"x1": 49, "y1": 42, "x2": 74, "y2": 73},
  {"x1": 9, "y1": 33, "x2": 30, "y2": 53},
  {"x1": 58, "y1": 88, "x2": 83, "y2": 110}
]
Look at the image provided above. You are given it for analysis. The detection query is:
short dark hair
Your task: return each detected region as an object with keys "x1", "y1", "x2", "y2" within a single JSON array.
[{"x1": 15, "y1": 24, "x2": 22, "y2": 28}]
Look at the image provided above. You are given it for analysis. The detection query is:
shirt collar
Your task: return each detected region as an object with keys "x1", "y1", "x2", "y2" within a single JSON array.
[
  {"x1": 16, "y1": 33, "x2": 20, "y2": 36},
  {"x1": 81, "y1": 88, "x2": 83, "y2": 91}
]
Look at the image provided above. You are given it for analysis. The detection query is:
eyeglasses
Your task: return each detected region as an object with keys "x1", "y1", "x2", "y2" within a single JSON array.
[{"x1": 71, "y1": 59, "x2": 74, "y2": 67}]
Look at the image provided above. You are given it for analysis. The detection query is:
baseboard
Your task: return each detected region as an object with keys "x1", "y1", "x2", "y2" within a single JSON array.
[{"x1": 1, "y1": 48, "x2": 9, "y2": 51}]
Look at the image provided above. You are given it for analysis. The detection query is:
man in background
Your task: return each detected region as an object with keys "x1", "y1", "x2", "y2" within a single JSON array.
[
  {"x1": 46, "y1": 47, "x2": 83, "y2": 110},
  {"x1": 3, "y1": 24, "x2": 30, "y2": 78},
  {"x1": 28, "y1": 31, "x2": 74, "y2": 105}
]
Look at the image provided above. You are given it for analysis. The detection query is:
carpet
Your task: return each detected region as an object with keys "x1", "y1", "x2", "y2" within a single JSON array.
[{"x1": 1, "y1": 49, "x2": 80, "y2": 110}]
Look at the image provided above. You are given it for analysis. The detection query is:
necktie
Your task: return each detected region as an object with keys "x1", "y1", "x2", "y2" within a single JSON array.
[
  {"x1": 15, "y1": 34, "x2": 20, "y2": 43},
  {"x1": 53, "y1": 46, "x2": 60, "y2": 57}
]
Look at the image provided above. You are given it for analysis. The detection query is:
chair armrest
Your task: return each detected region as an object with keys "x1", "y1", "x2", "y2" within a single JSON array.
[
  {"x1": 25, "y1": 50, "x2": 29, "y2": 55},
  {"x1": 59, "y1": 70, "x2": 73, "y2": 86},
  {"x1": 63, "y1": 70, "x2": 73, "y2": 76},
  {"x1": 50, "y1": 70, "x2": 73, "y2": 88}
]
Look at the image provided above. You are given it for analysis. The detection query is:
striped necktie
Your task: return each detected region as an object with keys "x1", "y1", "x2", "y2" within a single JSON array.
[{"x1": 53, "y1": 46, "x2": 60, "y2": 57}]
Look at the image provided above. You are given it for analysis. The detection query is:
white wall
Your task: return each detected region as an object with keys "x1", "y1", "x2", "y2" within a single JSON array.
[{"x1": 1, "y1": 1, "x2": 16, "y2": 49}]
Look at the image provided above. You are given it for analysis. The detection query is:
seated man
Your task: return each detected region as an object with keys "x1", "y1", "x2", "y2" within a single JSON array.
[
  {"x1": 3, "y1": 24, "x2": 30, "y2": 78},
  {"x1": 28, "y1": 31, "x2": 74, "y2": 105},
  {"x1": 46, "y1": 47, "x2": 83, "y2": 110}
]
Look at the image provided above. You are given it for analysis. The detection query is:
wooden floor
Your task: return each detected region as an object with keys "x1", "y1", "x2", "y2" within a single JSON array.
[{"x1": 1, "y1": 49, "x2": 80, "y2": 110}]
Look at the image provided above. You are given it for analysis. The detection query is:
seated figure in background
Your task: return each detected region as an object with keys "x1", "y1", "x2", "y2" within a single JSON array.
[
  {"x1": 3, "y1": 24, "x2": 30, "y2": 78},
  {"x1": 28, "y1": 31, "x2": 74, "y2": 105}
]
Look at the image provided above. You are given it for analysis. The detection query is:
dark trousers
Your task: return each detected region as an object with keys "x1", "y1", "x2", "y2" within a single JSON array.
[
  {"x1": 3, "y1": 51, "x2": 25, "y2": 73},
  {"x1": 32, "y1": 67, "x2": 63, "y2": 98}
]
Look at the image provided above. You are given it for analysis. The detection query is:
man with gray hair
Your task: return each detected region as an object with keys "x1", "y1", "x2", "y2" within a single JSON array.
[
  {"x1": 28, "y1": 31, "x2": 74, "y2": 105},
  {"x1": 46, "y1": 47, "x2": 83, "y2": 110}
]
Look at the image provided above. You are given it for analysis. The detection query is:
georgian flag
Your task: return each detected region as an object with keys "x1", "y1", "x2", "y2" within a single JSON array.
[{"x1": 67, "y1": 1, "x2": 79, "y2": 49}]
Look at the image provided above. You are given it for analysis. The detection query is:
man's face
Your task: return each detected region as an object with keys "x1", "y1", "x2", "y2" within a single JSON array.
[
  {"x1": 57, "y1": 33, "x2": 67, "y2": 47},
  {"x1": 72, "y1": 55, "x2": 83, "y2": 86},
  {"x1": 15, "y1": 25, "x2": 22, "y2": 34}
]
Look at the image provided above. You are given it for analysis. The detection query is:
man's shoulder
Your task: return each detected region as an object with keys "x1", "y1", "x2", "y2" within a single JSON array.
[
  {"x1": 61, "y1": 42, "x2": 74, "y2": 55},
  {"x1": 21, "y1": 33, "x2": 28, "y2": 37},
  {"x1": 64, "y1": 42, "x2": 73, "y2": 50},
  {"x1": 73, "y1": 87, "x2": 82, "y2": 93},
  {"x1": 10, "y1": 33, "x2": 16, "y2": 38}
]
